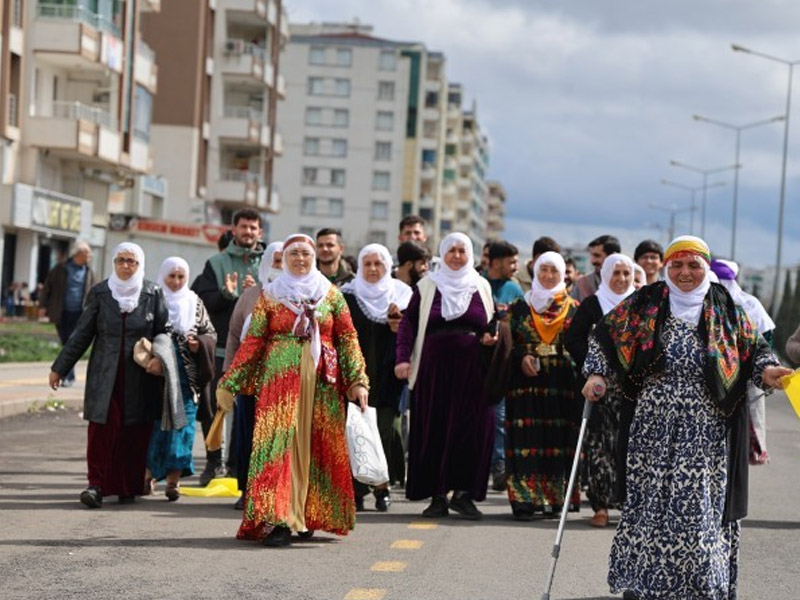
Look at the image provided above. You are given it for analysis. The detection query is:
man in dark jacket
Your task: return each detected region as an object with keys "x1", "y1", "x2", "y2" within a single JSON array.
[
  {"x1": 316, "y1": 227, "x2": 354, "y2": 287},
  {"x1": 40, "y1": 240, "x2": 96, "y2": 387},
  {"x1": 191, "y1": 208, "x2": 265, "y2": 485}
]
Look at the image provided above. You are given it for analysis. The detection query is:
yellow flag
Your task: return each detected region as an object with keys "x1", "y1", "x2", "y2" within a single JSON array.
[{"x1": 781, "y1": 370, "x2": 800, "y2": 421}]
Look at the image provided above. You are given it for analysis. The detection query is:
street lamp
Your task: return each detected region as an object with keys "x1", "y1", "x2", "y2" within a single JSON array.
[
  {"x1": 692, "y1": 113, "x2": 784, "y2": 260},
  {"x1": 731, "y1": 44, "x2": 800, "y2": 311},
  {"x1": 668, "y1": 160, "x2": 738, "y2": 238},
  {"x1": 660, "y1": 178, "x2": 726, "y2": 235},
  {"x1": 649, "y1": 202, "x2": 694, "y2": 242}
]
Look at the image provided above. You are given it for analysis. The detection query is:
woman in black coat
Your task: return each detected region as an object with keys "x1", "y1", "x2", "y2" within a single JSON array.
[{"x1": 49, "y1": 242, "x2": 170, "y2": 508}]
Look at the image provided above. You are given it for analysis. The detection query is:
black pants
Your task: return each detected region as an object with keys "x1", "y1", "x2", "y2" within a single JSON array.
[
  {"x1": 233, "y1": 394, "x2": 256, "y2": 492},
  {"x1": 57, "y1": 310, "x2": 83, "y2": 382}
]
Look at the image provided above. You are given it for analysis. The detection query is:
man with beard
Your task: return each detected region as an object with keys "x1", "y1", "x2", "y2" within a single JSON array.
[
  {"x1": 571, "y1": 234, "x2": 621, "y2": 301},
  {"x1": 395, "y1": 240, "x2": 431, "y2": 288},
  {"x1": 398, "y1": 215, "x2": 428, "y2": 245},
  {"x1": 564, "y1": 257, "x2": 578, "y2": 296},
  {"x1": 316, "y1": 228, "x2": 354, "y2": 287},
  {"x1": 192, "y1": 208, "x2": 265, "y2": 485}
]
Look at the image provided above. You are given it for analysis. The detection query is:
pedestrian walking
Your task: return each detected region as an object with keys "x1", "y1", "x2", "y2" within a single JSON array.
[
  {"x1": 216, "y1": 233, "x2": 369, "y2": 547},
  {"x1": 582, "y1": 235, "x2": 790, "y2": 599},
  {"x1": 49, "y1": 243, "x2": 170, "y2": 508}
]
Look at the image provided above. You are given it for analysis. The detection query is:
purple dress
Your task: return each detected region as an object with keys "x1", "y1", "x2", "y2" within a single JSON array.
[{"x1": 396, "y1": 289, "x2": 495, "y2": 501}]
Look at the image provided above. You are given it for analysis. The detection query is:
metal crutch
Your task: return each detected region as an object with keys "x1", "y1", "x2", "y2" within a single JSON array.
[{"x1": 541, "y1": 390, "x2": 598, "y2": 600}]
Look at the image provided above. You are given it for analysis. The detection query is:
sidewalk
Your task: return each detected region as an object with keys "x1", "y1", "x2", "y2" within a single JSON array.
[{"x1": 0, "y1": 360, "x2": 87, "y2": 419}]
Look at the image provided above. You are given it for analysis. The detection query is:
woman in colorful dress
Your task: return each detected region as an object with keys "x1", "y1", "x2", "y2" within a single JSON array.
[
  {"x1": 146, "y1": 257, "x2": 216, "y2": 501},
  {"x1": 582, "y1": 236, "x2": 791, "y2": 599},
  {"x1": 565, "y1": 253, "x2": 636, "y2": 527},
  {"x1": 341, "y1": 243, "x2": 412, "y2": 511},
  {"x1": 395, "y1": 232, "x2": 496, "y2": 520},
  {"x1": 217, "y1": 234, "x2": 369, "y2": 547},
  {"x1": 49, "y1": 243, "x2": 170, "y2": 508},
  {"x1": 504, "y1": 251, "x2": 580, "y2": 520}
]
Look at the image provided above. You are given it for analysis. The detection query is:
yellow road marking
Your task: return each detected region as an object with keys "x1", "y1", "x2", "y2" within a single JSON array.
[
  {"x1": 407, "y1": 521, "x2": 437, "y2": 530},
  {"x1": 371, "y1": 561, "x2": 407, "y2": 572},
  {"x1": 391, "y1": 539, "x2": 423, "y2": 550},
  {"x1": 344, "y1": 589, "x2": 387, "y2": 599}
]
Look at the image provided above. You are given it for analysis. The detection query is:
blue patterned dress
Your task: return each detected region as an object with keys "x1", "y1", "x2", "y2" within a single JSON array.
[{"x1": 585, "y1": 314, "x2": 775, "y2": 599}]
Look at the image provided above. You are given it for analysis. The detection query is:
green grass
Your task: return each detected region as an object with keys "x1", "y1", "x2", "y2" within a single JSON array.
[{"x1": 0, "y1": 321, "x2": 62, "y2": 362}]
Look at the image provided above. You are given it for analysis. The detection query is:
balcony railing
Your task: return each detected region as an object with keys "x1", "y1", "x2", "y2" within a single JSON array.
[
  {"x1": 223, "y1": 105, "x2": 265, "y2": 124},
  {"x1": 37, "y1": 2, "x2": 122, "y2": 38},
  {"x1": 12, "y1": 0, "x2": 23, "y2": 27},
  {"x1": 220, "y1": 169, "x2": 263, "y2": 184},
  {"x1": 8, "y1": 94, "x2": 18, "y2": 128},
  {"x1": 34, "y1": 100, "x2": 114, "y2": 130},
  {"x1": 137, "y1": 40, "x2": 155, "y2": 63},
  {"x1": 224, "y1": 39, "x2": 268, "y2": 61}
]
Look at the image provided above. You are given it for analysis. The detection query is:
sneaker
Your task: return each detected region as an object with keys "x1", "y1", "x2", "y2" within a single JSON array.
[
  {"x1": 421, "y1": 495, "x2": 449, "y2": 518},
  {"x1": 79, "y1": 486, "x2": 102, "y2": 509},
  {"x1": 374, "y1": 488, "x2": 391, "y2": 512},
  {"x1": 448, "y1": 493, "x2": 482, "y2": 520},
  {"x1": 262, "y1": 525, "x2": 291, "y2": 547}
]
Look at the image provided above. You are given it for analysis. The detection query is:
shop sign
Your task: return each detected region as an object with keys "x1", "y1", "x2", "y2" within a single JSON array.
[{"x1": 31, "y1": 194, "x2": 83, "y2": 233}]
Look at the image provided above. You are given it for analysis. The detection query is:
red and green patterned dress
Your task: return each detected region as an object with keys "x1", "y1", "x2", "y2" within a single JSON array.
[{"x1": 219, "y1": 286, "x2": 368, "y2": 539}]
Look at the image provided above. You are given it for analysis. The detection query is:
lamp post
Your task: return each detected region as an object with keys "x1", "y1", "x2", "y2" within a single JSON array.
[
  {"x1": 668, "y1": 160, "x2": 738, "y2": 238},
  {"x1": 731, "y1": 44, "x2": 800, "y2": 312},
  {"x1": 660, "y1": 178, "x2": 725, "y2": 235},
  {"x1": 692, "y1": 113, "x2": 784, "y2": 260}
]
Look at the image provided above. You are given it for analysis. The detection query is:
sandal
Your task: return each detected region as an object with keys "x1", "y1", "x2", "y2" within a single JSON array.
[{"x1": 165, "y1": 482, "x2": 180, "y2": 502}]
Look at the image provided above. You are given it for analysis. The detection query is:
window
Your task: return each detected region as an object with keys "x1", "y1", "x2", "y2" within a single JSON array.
[
  {"x1": 305, "y1": 107, "x2": 322, "y2": 125},
  {"x1": 378, "y1": 81, "x2": 395, "y2": 101},
  {"x1": 299, "y1": 226, "x2": 316, "y2": 238},
  {"x1": 331, "y1": 139, "x2": 348, "y2": 157},
  {"x1": 423, "y1": 119, "x2": 438, "y2": 139},
  {"x1": 375, "y1": 141, "x2": 392, "y2": 161},
  {"x1": 371, "y1": 201, "x2": 389, "y2": 220},
  {"x1": 336, "y1": 48, "x2": 352, "y2": 67},
  {"x1": 329, "y1": 198, "x2": 344, "y2": 217},
  {"x1": 425, "y1": 91, "x2": 439, "y2": 108},
  {"x1": 331, "y1": 169, "x2": 346, "y2": 187},
  {"x1": 307, "y1": 77, "x2": 325, "y2": 95},
  {"x1": 333, "y1": 109, "x2": 349, "y2": 127},
  {"x1": 303, "y1": 137, "x2": 320, "y2": 156},
  {"x1": 368, "y1": 230, "x2": 387, "y2": 245},
  {"x1": 421, "y1": 149, "x2": 436, "y2": 166},
  {"x1": 372, "y1": 171, "x2": 390, "y2": 191},
  {"x1": 133, "y1": 85, "x2": 152, "y2": 141},
  {"x1": 379, "y1": 50, "x2": 396, "y2": 71},
  {"x1": 301, "y1": 197, "x2": 317, "y2": 215},
  {"x1": 335, "y1": 78, "x2": 350, "y2": 97},
  {"x1": 376, "y1": 111, "x2": 394, "y2": 131},
  {"x1": 302, "y1": 168, "x2": 318, "y2": 185},
  {"x1": 309, "y1": 47, "x2": 326, "y2": 65}
]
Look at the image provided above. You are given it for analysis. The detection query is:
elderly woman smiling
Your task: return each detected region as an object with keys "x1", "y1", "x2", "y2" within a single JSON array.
[
  {"x1": 217, "y1": 233, "x2": 369, "y2": 547},
  {"x1": 582, "y1": 235, "x2": 791, "y2": 600},
  {"x1": 50, "y1": 243, "x2": 170, "y2": 508},
  {"x1": 395, "y1": 232, "x2": 496, "y2": 520}
]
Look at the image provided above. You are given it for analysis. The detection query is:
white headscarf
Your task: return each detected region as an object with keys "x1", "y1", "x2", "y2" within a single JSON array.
[
  {"x1": 664, "y1": 235, "x2": 711, "y2": 326},
  {"x1": 264, "y1": 234, "x2": 332, "y2": 366},
  {"x1": 427, "y1": 232, "x2": 481, "y2": 321},
  {"x1": 524, "y1": 251, "x2": 566, "y2": 313},
  {"x1": 713, "y1": 259, "x2": 776, "y2": 334},
  {"x1": 596, "y1": 253, "x2": 636, "y2": 315},
  {"x1": 633, "y1": 263, "x2": 646, "y2": 289},
  {"x1": 340, "y1": 243, "x2": 413, "y2": 323},
  {"x1": 259, "y1": 241, "x2": 284, "y2": 287},
  {"x1": 108, "y1": 242, "x2": 145, "y2": 313},
  {"x1": 157, "y1": 257, "x2": 198, "y2": 335}
]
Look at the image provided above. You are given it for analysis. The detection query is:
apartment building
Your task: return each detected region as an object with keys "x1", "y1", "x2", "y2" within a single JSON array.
[
  {"x1": 0, "y1": 0, "x2": 161, "y2": 294},
  {"x1": 485, "y1": 180, "x2": 506, "y2": 240},
  {"x1": 268, "y1": 22, "x2": 410, "y2": 250}
]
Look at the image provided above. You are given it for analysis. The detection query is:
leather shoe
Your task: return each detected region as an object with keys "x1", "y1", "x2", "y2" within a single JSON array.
[
  {"x1": 263, "y1": 525, "x2": 291, "y2": 547},
  {"x1": 422, "y1": 495, "x2": 449, "y2": 518},
  {"x1": 79, "y1": 486, "x2": 102, "y2": 509},
  {"x1": 589, "y1": 509, "x2": 609, "y2": 528},
  {"x1": 622, "y1": 591, "x2": 640, "y2": 600},
  {"x1": 374, "y1": 488, "x2": 391, "y2": 512},
  {"x1": 448, "y1": 493, "x2": 482, "y2": 520},
  {"x1": 297, "y1": 530, "x2": 315, "y2": 539}
]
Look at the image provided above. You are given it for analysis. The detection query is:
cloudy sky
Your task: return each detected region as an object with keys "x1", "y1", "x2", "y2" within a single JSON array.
[{"x1": 289, "y1": 0, "x2": 800, "y2": 270}]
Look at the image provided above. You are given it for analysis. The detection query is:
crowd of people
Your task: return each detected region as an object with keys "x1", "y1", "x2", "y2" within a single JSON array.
[{"x1": 44, "y1": 209, "x2": 798, "y2": 598}]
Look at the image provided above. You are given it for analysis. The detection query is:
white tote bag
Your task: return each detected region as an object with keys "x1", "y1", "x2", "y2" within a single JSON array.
[{"x1": 345, "y1": 404, "x2": 390, "y2": 486}]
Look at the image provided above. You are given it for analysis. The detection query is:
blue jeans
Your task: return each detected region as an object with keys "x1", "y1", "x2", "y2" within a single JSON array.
[{"x1": 492, "y1": 398, "x2": 506, "y2": 468}]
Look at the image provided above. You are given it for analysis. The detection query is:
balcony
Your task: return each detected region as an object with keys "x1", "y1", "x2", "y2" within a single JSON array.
[
  {"x1": 141, "y1": 0, "x2": 161, "y2": 11},
  {"x1": 218, "y1": 0, "x2": 268, "y2": 22},
  {"x1": 420, "y1": 163, "x2": 436, "y2": 180},
  {"x1": 276, "y1": 74, "x2": 286, "y2": 99},
  {"x1": 273, "y1": 132, "x2": 284, "y2": 155},
  {"x1": 135, "y1": 40, "x2": 158, "y2": 92},
  {"x1": 34, "y1": 3, "x2": 123, "y2": 73},
  {"x1": 222, "y1": 39, "x2": 268, "y2": 83},
  {"x1": 219, "y1": 105, "x2": 268, "y2": 146},
  {"x1": 214, "y1": 169, "x2": 264, "y2": 205},
  {"x1": 26, "y1": 101, "x2": 120, "y2": 165}
]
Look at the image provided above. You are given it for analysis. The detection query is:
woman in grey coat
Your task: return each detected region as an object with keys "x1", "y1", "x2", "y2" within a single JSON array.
[{"x1": 49, "y1": 242, "x2": 170, "y2": 508}]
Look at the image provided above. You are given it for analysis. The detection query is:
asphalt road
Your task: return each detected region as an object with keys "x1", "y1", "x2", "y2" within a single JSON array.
[{"x1": 1, "y1": 395, "x2": 798, "y2": 600}]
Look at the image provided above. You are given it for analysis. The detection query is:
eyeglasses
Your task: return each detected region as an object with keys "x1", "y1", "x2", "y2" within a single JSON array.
[{"x1": 114, "y1": 258, "x2": 139, "y2": 267}]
